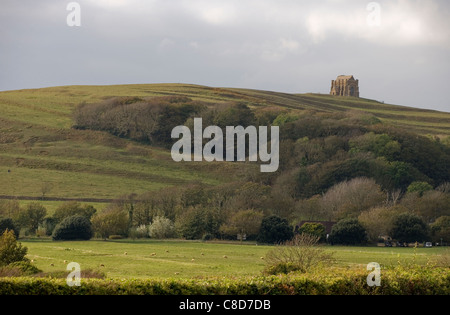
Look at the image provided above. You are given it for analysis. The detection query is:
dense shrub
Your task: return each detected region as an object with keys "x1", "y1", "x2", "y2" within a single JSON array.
[
  {"x1": 257, "y1": 215, "x2": 293, "y2": 244},
  {"x1": 390, "y1": 213, "x2": 429, "y2": 244},
  {"x1": 0, "y1": 218, "x2": 19, "y2": 238},
  {"x1": 0, "y1": 266, "x2": 448, "y2": 295},
  {"x1": 52, "y1": 215, "x2": 93, "y2": 241},
  {"x1": 329, "y1": 218, "x2": 367, "y2": 245},
  {"x1": 73, "y1": 96, "x2": 206, "y2": 146},
  {"x1": 296, "y1": 222, "x2": 326, "y2": 241},
  {"x1": 407, "y1": 181, "x2": 433, "y2": 197},
  {"x1": 53, "y1": 202, "x2": 96, "y2": 223},
  {"x1": 149, "y1": 216, "x2": 177, "y2": 239}
]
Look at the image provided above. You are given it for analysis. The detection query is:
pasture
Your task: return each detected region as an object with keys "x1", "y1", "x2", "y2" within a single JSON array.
[{"x1": 21, "y1": 239, "x2": 447, "y2": 279}]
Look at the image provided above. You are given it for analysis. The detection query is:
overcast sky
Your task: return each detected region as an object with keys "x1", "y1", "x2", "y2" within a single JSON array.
[{"x1": 1, "y1": 0, "x2": 449, "y2": 112}]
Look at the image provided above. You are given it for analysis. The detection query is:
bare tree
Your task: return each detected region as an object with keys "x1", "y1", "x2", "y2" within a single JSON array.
[{"x1": 320, "y1": 177, "x2": 384, "y2": 220}]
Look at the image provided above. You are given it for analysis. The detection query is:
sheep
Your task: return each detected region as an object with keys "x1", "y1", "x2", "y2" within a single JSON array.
[
  {"x1": 151, "y1": 252, "x2": 156, "y2": 256},
  {"x1": 100, "y1": 264, "x2": 105, "y2": 267},
  {"x1": 191, "y1": 258, "x2": 195, "y2": 262},
  {"x1": 50, "y1": 263, "x2": 54, "y2": 267},
  {"x1": 223, "y1": 255, "x2": 228, "y2": 259}
]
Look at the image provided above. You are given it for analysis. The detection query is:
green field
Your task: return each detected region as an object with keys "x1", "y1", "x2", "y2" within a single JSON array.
[{"x1": 20, "y1": 239, "x2": 447, "y2": 279}]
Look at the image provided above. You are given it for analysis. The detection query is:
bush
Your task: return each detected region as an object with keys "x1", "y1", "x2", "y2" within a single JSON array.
[
  {"x1": 0, "y1": 217, "x2": 19, "y2": 238},
  {"x1": 329, "y1": 218, "x2": 367, "y2": 245},
  {"x1": 52, "y1": 215, "x2": 93, "y2": 241},
  {"x1": 149, "y1": 216, "x2": 176, "y2": 239},
  {"x1": 0, "y1": 229, "x2": 28, "y2": 266},
  {"x1": 0, "y1": 265, "x2": 448, "y2": 295},
  {"x1": 264, "y1": 233, "x2": 335, "y2": 275},
  {"x1": 390, "y1": 213, "x2": 429, "y2": 244},
  {"x1": 257, "y1": 215, "x2": 293, "y2": 244},
  {"x1": 296, "y1": 222, "x2": 326, "y2": 241},
  {"x1": 129, "y1": 225, "x2": 149, "y2": 239}
]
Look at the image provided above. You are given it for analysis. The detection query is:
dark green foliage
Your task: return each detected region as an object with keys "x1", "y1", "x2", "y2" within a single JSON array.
[
  {"x1": 52, "y1": 202, "x2": 97, "y2": 223},
  {"x1": 73, "y1": 96, "x2": 206, "y2": 147},
  {"x1": 41, "y1": 217, "x2": 58, "y2": 236},
  {"x1": 15, "y1": 203, "x2": 47, "y2": 234},
  {"x1": 257, "y1": 215, "x2": 293, "y2": 244},
  {"x1": 52, "y1": 215, "x2": 93, "y2": 241},
  {"x1": 329, "y1": 218, "x2": 367, "y2": 245},
  {"x1": 390, "y1": 213, "x2": 429, "y2": 244},
  {"x1": 0, "y1": 218, "x2": 19, "y2": 238},
  {"x1": 213, "y1": 102, "x2": 256, "y2": 128},
  {"x1": 407, "y1": 181, "x2": 433, "y2": 197},
  {"x1": 430, "y1": 216, "x2": 450, "y2": 243},
  {"x1": 176, "y1": 207, "x2": 222, "y2": 240}
]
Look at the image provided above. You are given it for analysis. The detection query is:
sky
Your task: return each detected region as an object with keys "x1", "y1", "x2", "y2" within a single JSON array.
[{"x1": 1, "y1": 0, "x2": 449, "y2": 112}]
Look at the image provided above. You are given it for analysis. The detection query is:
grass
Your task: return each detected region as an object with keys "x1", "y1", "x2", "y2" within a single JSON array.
[
  {"x1": 1, "y1": 83, "x2": 449, "y2": 204},
  {"x1": 20, "y1": 239, "x2": 447, "y2": 280}
]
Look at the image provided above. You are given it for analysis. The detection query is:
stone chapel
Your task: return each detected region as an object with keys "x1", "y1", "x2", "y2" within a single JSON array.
[{"x1": 330, "y1": 75, "x2": 359, "y2": 97}]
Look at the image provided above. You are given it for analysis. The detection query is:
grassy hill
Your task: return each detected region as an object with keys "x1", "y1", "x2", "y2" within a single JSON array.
[{"x1": 1, "y1": 83, "x2": 449, "y2": 211}]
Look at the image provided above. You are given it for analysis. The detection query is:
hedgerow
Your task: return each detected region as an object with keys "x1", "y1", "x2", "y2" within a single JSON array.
[{"x1": 0, "y1": 266, "x2": 448, "y2": 295}]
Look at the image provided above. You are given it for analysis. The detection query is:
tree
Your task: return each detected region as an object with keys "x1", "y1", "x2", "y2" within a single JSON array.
[
  {"x1": 358, "y1": 206, "x2": 402, "y2": 243},
  {"x1": 407, "y1": 181, "x2": 433, "y2": 197},
  {"x1": 0, "y1": 229, "x2": 28, "y2": 266},
  {"x1": 329, "y1": 218, "x2": 367, "y2": 245},
  {"x1": 390, "y1": 213, "x2": 429, "y2": 244},
  {"x1": 0, "y1": 217, "x2": 20, "y2": 238},
  {"x1": 430, "y1": 216, "x2": 450, "y2": 244},
  {"x1": 175, "y1": 207, "x2": 222, "y2": 240},
  {"x1": 257, "y1": 215, "x2": 293, "y2": 244},
  {"x1": 320, "y1": 177, "x2": 384, "y2": 220},
  {"x1": 91, "y1": 207, "x2": 128, "y2": 239},
  {"x1": 219, "y1": 209, "x2": 263, "y2": 240},
  {"x1": 52, "y1": 215, "x2": 93, "y2": 241},
  {"x1": 16, "y1": 203, "x2": 47, "y2": 234},
  {"x1": 53, "y1": 202, "x2": 97, "y2": 223},
  {"x1": 149, "y1": 216, "x2": 176, "y2": 239},
  {"x1": 40, "y1": 182, "x2": 53, "y2": 200}
]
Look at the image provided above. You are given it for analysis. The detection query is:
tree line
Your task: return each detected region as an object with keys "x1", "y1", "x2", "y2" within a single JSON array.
[{"x1": 1, "y1": 96, "x2": 448, "y2": 245}]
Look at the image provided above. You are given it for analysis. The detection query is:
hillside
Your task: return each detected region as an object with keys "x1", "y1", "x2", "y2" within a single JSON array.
[{"x1": 0, "y1": 83, "x2": 449, "y2": 212}]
